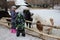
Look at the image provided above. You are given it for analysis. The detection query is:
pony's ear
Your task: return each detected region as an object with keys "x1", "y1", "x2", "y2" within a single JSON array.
[{"x1": 49, "y1": 18, "x2": 54, "y2": 25}]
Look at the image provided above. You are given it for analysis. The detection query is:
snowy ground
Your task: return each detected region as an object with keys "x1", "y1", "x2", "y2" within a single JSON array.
[
  {"x1": 30, "y1": 9, "x2": 60, "y2": 26},
  {"x1": 0, "y1": 23, "x2": 60, "y2": 40},
  {"x1": 0, "y1": 25, "x2": 41, "y2": 40}
]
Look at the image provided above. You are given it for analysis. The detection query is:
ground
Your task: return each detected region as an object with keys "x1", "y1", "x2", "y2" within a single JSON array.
[
  {"x1": 0, "y1": 25, "x2": 42, "y2": 40},
  {"x1": 0, "y1": 23, "x2": 60, "y2": 40}
]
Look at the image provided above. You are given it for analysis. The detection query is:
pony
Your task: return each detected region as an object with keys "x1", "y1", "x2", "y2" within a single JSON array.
[{"x1": 32, "y1": 13, "x2": 54, "y2": 34}]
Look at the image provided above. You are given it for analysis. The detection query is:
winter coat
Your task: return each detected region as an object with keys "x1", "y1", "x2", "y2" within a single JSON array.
[
  {"x1": 23, "y1": 10, "x2": 33, "y2": 21},
  {"x1": 10, "y1": 10, "x2": 17, "y2": 29},
  {"x1": 10, "y1": 11, "x2": 17, "y2": 23},
  {"x1": 16, "y1": 12, "x2": 25, "y2": 29}
]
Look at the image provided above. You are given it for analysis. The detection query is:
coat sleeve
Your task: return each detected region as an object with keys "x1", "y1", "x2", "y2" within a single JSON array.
[{"x1": 10, "y1": 11, "x2": 17, "y2": 19}]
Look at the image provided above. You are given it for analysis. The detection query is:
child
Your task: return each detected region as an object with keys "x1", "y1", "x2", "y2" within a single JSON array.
[
  {"x1": 23, "y1": 9, "x2": 33, "y2": 28},
  {"x1": 16, "y1": 12, "x2": 25, "y2": 37},
  {"x1": 10, "y1": 6, "x2": 17, "y2": 33}
]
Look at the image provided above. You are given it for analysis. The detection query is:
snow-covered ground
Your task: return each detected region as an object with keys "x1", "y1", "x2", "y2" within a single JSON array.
[
  {"x1": 0, "y1": 22, "x2": 59, "y2": 40},
  {"x1": 30, "y1": 9, "x2": 60, "y2": 26},
  {"x1": 54, "y1": 5, "x2": 60, "y2": 10},
  {"x1": 0, "y1": 25, "x2": 41, "y2": 40}
]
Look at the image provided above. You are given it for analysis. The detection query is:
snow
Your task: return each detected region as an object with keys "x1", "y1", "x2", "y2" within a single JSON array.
[
  {"x1": 54, "y1": 5, "x2": 60, "y2": 10},
  {"x1": 0, "y1": 23, "x2": 59, "y2": 40},
  {"x1": 15, "y1": 0, "x2": 27, "y2": 5},
  {"x1": 0, "y1": 25, "x2": 41, "y2": 40},
  {"x1": 16, "y1": 6, "x2": 29, "y2": 12},
  {"x1": 30, "y1": 9, "x2": 60, "y2": 26}
]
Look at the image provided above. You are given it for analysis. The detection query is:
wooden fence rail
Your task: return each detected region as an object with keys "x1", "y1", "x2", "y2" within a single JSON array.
[
  {"x1": 25, "y1": 20, "x2": 60, "y2": 29},
  {"x1": 25, "y1": 27, "x2": 60, "y2": 40},
  {"x1": 1, "y1": 19, "x2": 60, "y2": 29}
]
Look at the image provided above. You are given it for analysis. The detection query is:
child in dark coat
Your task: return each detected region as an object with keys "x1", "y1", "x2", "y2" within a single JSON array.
[
  {"x1": 16, "y1": 12, "x2": 25, "y2": 37},
  {"x1": 23, "y1": 9, "x2": 33, "y2": 28}
]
